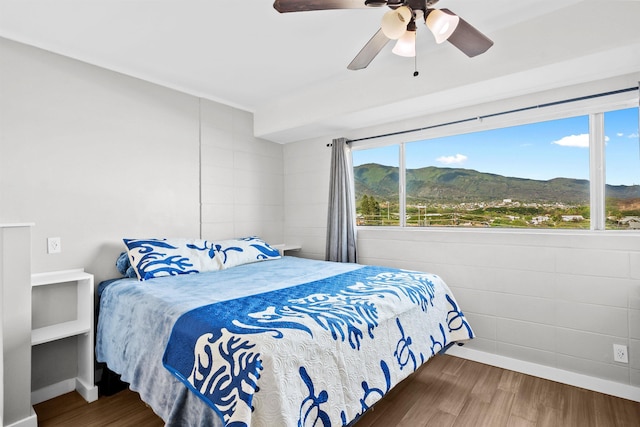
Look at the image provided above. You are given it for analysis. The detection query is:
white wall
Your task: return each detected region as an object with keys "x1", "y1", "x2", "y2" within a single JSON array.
[
  {"x1": 200, "y1": 101, "x2": 283, "y2": 242},
  {"x1": 0, "y1": 38, "x2": 284, "y2": 283},
  {"x1": 283, "y1": 139, "x2": 330, "y2": 258},
  {"x1": 283, "y1": 79, "x2": 640, "y2": 396},
  {"x1": 0, "y1": 38, "x2": 200, "y2": 281},
  {"x1": 358, "y1": 228, "x2": 640, "y2": 389},
  {"x1": 0, "y1": 38, "x2": 284, "y2": 395}
]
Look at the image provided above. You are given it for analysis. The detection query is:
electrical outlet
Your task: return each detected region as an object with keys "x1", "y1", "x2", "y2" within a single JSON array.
[
  {"x1": 47, "y1": 237, "x2": 61, "y2": 254},
  {"x1": 613, "y1": 344, "x2": 628, "y2": 363}
]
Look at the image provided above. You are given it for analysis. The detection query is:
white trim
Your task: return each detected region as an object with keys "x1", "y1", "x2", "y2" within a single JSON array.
[
  {"x1": 30, "y1": 376, "x2": 98, "y2": 405},
  {"x1": 0, "y1": 223, "x2": 34, "y2": 228},
  {"x1": 447, "y1": 346, "x2": 640, "y2": 402},
  {"x1": 3, "y1": 408, "x2": 37, "y2": 427},
  {"x1": 31, "y1": 378, "x2": 76, "y2": 405},
  {"x1": 589, "y1": 112, "x2": 606, "y2": 230},
  {"x1": 399, "y1": 143, "x2": 406, "y2": 227}
]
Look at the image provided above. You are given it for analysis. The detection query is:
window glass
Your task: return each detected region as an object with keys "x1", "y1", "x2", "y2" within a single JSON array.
[
  {"x1": 605, "y1": 107, "x2": 640, "y2": 230},
  {"x1": 405, "y1": 116, "x2": 590, "y2": 228},
  {"x1": 353, "y1": 145, "x2": 400, "y2": 226}
]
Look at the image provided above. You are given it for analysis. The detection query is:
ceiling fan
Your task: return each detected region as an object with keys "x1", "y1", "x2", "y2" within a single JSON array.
[{"x1": 273, "y1": 0, "x2": 493, "y2": 70}]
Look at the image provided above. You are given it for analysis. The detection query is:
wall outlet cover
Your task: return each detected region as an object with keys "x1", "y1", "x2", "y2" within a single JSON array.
[
  {"x1": 47, "y1": 237, "x2": 61, "y2": 254},
  {"x1": 613, "y1": 344, "x2": 628, "y2": 363}
]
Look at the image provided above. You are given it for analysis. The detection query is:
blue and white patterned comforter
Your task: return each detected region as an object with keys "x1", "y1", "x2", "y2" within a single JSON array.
[{"x1": 96, "y1": 257, "x2": 473, "y2": 427}]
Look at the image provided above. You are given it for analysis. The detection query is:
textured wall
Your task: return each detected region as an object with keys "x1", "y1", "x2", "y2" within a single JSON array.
[
  {"x1": 0, "y1": 38, "x2": 284, "y2": 394},
  {"x1": 200, "y1": 100, "x2": 283, "y2": 243},
  {"x1": 0, "y1": 38, "x2": 200, "y2": 282},
  {"x1": 356, "y1": 228, "x2": 640, "y2": 390}
]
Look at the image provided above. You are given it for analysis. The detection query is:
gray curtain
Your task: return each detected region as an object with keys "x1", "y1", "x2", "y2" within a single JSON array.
[{"x1": 326, "y1": 137, "x2": 357, "y2": 263}]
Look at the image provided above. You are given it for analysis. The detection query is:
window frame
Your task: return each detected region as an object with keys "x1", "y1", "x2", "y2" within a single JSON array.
[{"x1": 351, "y1": 92, "x2": 639, "y2": 232}]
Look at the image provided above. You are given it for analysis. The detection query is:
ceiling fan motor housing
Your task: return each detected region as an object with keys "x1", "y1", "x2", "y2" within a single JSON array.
[{"x1": 364, "y1": 0, "x2": 388, "y2": 6}]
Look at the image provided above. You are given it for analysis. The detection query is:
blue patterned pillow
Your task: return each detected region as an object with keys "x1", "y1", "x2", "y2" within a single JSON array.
[
  {"x1": 123, "y1": 237, "x2": 281, "y2": 281},
  {"x1": 123, "y1": 238, "x2": 223, "y2": 281},
  {"x1": 116, "y1": 251, "x2": 137, "y2": 278},
  {"x1": 213, "y1": 236, "x2": 281, "y2": 270}
]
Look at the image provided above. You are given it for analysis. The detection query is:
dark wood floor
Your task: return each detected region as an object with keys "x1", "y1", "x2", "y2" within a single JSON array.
[{"x1": 34, "y1": 355, "x2": 640, "y2": 426}]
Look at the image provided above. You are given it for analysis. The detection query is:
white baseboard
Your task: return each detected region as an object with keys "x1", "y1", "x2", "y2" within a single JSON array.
[
  {"x1": 448, "y1": 345, "x2": 640, "y2": 402},
  {"x1": 31, "y1": 378, "x2": 76, "y2": 405},
  {"x1": 76, "y1": 377, "x2": 99, "y2": 403},
  {"x1": 31, "y1": 377, "x2": 98, "y2": 405},
  {"x1": 4, "y1": 408, "x2": 37, "y2": 427}
]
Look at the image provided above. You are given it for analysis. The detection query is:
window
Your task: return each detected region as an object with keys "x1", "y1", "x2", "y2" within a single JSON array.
[
  {"x1": 352, "y1": 145, "x2": 400, "y2": 226},
  {"x1": 605, "y1": 107, "x2": 640, "y2": 230},
  {"x1": 352, "y1": 99, "x2": 639, "y2": 231}
]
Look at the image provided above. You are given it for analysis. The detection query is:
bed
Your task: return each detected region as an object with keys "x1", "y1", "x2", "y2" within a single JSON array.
[{"x1": 96, "y1": 237, "x2": 473, "y2": 427}]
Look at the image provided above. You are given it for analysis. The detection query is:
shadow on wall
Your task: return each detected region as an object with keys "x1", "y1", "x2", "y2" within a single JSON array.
[{"x1": 88, "y1": 241, "x2": 129, "y2": 285}]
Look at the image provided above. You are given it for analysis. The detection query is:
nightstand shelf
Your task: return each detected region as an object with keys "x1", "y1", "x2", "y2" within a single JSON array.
[
  {"x1": 273, "y1": 243, "x2": 302, "y2": 256},
  {"x1": 31, "y1": 269, "x2": 98, "y2": 404},
  {"x1": 31, "y1": 320, "x2": 91, "y2": 346}
]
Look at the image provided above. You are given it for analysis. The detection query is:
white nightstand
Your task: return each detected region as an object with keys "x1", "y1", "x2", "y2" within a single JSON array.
[
  {"x1": 272, "y1": 243, "x2": 302, "y2": 256},
  {"x1": 31, "y1": 269, "x2": 98, "y2": 404}
]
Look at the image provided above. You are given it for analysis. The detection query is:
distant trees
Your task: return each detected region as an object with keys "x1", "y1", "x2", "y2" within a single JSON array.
[
  {"x1": 360, "y1": 195, "x2": 380, "y2": 216},
  {"x1": 356, "y1": 193, "x2": 623, "y2": 229}
]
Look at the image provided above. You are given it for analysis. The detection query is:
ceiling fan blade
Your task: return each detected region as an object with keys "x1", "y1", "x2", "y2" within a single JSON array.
[
  {"x1": 441, "y1": 9, "x2": 494, "y2": 58},
  {"x1": 348, "y1": 29, "x2": 390, "y2": 70},
  {"x1": 273, "y1": 0, "x2": 370, "y2": 13}
]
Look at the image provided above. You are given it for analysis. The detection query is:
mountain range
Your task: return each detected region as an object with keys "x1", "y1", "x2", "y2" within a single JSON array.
[{"x1": 354, "y1": 163, "x2": 640, "y2": 205}]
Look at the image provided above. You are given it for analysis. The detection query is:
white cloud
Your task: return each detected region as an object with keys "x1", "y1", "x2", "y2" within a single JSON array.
[
  {"x1": 552, "y1": 134, "x2": 589, "y2": 148},
  {"x1": 617, "y1": 132, "x2": 624, "y2": 137},
  {"x1": 629, "y1": 132, "x2": 639, "y2": 139},
  {"x1": 436, "y1": 153, "x2": 467, "y2": 165}
]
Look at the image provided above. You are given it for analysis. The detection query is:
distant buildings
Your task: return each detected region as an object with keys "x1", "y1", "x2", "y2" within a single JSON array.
[
  {"x1": 617, "y1": 216, "x2": 640, "y2": 229},
  {"x1": 531, "y1": 215, "x2": 550, "y2": 225},
  {"x1": 561, "y1": 215, "x2": 585, "y2": 222}
]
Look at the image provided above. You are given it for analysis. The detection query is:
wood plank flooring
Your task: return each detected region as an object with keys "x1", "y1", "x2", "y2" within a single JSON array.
[{"x1": 34, "y1": 355, "x2": 640, "y2": 426}]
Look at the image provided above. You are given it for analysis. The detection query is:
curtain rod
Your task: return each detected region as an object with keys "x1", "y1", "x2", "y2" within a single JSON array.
[{"x1": 344, "y1": 86, "x2": 639, "y2": 144}]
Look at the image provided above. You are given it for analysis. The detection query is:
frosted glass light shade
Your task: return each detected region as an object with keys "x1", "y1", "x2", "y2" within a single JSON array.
[
  {"x1": 392, "y1": 30, "x2": 416, "y2": 57},
  {"x1": 381, "y1": 6, "x2": 412, "y2": 40},
  {"x1": 425, "y1": 9, "x2": 459, "y2": 43}
]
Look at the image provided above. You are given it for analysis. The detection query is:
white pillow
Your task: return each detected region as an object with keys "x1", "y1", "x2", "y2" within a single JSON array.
[{"x1": 213, "y1": 236, "x2": 281, "y2": 270}]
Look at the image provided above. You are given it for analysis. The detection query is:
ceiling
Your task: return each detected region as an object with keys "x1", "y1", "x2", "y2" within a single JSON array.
[{"x1": 1, "y1": 0, "x2": 640, "y2": 143}]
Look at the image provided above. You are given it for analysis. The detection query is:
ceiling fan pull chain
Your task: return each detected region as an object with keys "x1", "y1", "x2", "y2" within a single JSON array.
[{"x1": 413, "y1": 43, "x2": 419, "y2": 77}]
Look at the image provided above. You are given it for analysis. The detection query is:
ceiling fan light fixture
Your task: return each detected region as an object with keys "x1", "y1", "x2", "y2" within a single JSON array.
[
  {"x1": 425, "y1": 9, "x2": 459, "y2": 44},
  {"x1": 392, "y1": 28, "x2": 416, "y2": 57},
  {"x1": 381, "y1": 6, "x2": 412, "y2": 40}
]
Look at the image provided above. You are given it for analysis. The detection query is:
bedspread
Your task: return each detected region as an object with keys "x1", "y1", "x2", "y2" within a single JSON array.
[
  {"x1": 163, "y1": 265, "x2": 472, "y2": 427},
  {"x1": 96, "y1": 257, "x2": 472, "y2": 427}
]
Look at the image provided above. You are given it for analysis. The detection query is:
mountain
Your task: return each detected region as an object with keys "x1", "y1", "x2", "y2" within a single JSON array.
[{"x1": 354, "y1": 163, "x2": 640, "y2": 204}]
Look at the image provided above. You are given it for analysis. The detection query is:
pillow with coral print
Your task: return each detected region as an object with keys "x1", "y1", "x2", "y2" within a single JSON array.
[
  {"x1": 123, "y1": 238, "x2": 223, "y2": 281},
  {"x1": 212, "y1": 236, "x2": 281, "y2": 270}
]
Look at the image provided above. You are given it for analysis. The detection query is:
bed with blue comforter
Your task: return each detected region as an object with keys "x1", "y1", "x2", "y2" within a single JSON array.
[{"x1": 96, "y1": 255, "x2": 473, "y2": 426}]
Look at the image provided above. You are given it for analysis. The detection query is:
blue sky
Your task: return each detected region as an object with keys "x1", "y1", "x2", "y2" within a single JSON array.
[{"x1": 353, "y1": 107, "x2": 639, "y2": 186}]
